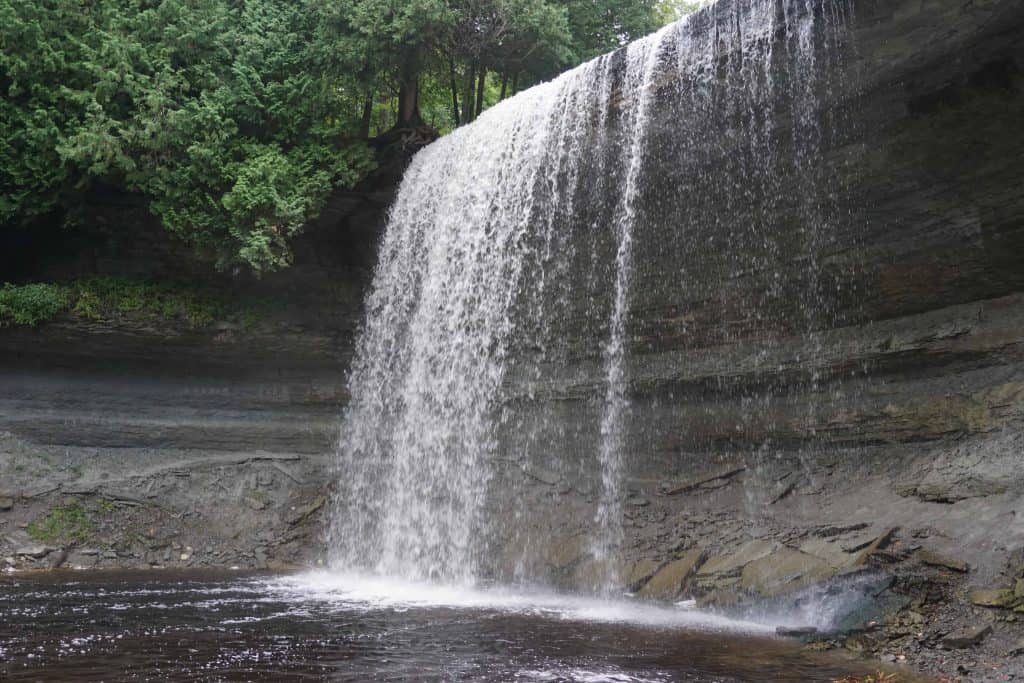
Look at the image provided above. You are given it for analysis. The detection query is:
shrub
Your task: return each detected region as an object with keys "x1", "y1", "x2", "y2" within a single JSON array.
[
  {"x1": 0, "y1": 277, "x2": 255, "y2": 328},
  {"x1": 0, "y1": 283, "x2": 70, "y2": 326}
]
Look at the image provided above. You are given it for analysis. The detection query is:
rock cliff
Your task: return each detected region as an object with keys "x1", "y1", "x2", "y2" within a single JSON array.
[{"x1": 1, "y1": 0, "x2": 1023, "y2": 678}]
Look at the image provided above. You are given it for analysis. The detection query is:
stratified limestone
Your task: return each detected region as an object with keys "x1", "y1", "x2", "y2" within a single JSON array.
[{"x1": 636, "y1": 549, "x2": 705, "y2": 600}]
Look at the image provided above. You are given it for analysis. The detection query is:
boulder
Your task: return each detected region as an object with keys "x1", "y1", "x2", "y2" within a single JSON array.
[
  {"x1": 740, "y1": 547, "x2": 834, "y2": 596},
  {"x1": 570, "y1": 556, "x2": 628, "y2": 591},
  {"x1": 286, "y1": 496, "x2": 325, "y2": 526},
  {"x1": 623, "y1": 558, "x2": 664, "y2": 591},
  {"x1": 969, "y1": 588, "x2": 1017, "y2": 608},
  {"x1": 47, "y1": 549, "x2": 68, "y2": 569},
  {"x1": 798, "y1": 536, "x2": 860, "y2": 570},
  {"x1": 853, "y1": 528, "x2": 898, "y2": 566},
  {"x1": 919, "y1": 550, "x2": 968, "y2": 573},
  {"x1": 697, "y1": 539, "x2": 777, "y2": 579},
  {"x1": 545, "y1": 534, "x2": 587, "y2": 570},
  {"x1": 637, "y1": 549, "x2": 705, "y2": 600},
  {"x1": 941, "y1": 625, "x2": 992, "y2": 649}
]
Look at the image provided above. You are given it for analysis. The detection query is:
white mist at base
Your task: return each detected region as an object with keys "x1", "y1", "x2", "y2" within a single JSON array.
[{"x1": 266, "y1": 570, "x2": 799, "y2": 634}]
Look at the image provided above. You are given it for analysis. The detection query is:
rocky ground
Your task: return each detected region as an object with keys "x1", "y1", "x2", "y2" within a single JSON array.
[
  {"x1": 3, "y1": 430, "x2": 1023, "y2": 682},
  {"x1": 0, "y1": 431, "x2": 331, "y2": 573},
  {"x1": 496, "y1": 440, "x2": 1024, "y2": 683}
]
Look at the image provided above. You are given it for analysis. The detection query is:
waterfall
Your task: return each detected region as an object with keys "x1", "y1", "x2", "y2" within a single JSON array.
[
  {"x1": 591, "y1": 24, "x2": 675, "y2": 590},
  {"x1": 328, "y1": 0, "x2": 853, "y2": 587}
]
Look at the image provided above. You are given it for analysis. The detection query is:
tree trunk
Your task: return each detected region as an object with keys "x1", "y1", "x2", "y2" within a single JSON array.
[
  {"x1": 474, "y1": 66, "x2": 487, "y2": 118},
  {"x1": 462, "y1": 63, "x2": 477, "y2": 124},
  {"x1": 499, "y1": 71, "x2": 508, "y2": 101},
  {"x1": 396, "y1": 52, "x2": 422, "y2": 128},
  {"x1": 359, "y1": 90, "x2": 374, "y2": 139},
  {"x1": 397, "y1": 80, "x2": 420, "y2": 128},
  {"x1": 511, "y1": 71, "x2": 519, "y2": 96},
  {"x1": 448, "y1": 56, "x2": 461, "y2": 127}
]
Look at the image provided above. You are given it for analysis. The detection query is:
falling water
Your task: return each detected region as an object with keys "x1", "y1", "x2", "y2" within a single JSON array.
[
  {"x1": 591, "y1": 25, "x2": 675, "y2": 589},
  {"x1": 329, "y1": 0, "x2": 853, "y2": 588}
]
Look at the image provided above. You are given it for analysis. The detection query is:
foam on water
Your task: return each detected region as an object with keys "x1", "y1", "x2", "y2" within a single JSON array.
[{"x1": 267, "y1": 570, "x2": 775, "y2": 633}]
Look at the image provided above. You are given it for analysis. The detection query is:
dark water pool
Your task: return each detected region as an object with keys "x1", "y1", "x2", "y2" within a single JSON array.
[{"x1": 0, "y1": 570, "x2": 901, "y2": 681}]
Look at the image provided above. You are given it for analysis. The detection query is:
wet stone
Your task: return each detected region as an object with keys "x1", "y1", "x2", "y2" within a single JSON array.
[
  {"x1": 969, "y1": 589, "x2": 1016, "y2": 608},
  {"x1": 919, "y1": 550, "x2": 968, "y2": 573},
  {"x1": 941, "y1": 625, "x2": 992, "y2": 649}
]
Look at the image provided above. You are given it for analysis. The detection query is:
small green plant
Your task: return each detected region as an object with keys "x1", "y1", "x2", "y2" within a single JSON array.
[
  {"x1": 0, "y1": 283, "x2": 70, "y2": 326},
  {"x1": 27, "y1": 501, "x2": 94, "y2": 545}
]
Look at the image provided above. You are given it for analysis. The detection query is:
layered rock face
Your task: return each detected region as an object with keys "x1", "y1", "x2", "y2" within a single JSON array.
[
  {"x1": 0, "y1": 0, "x2": 1022, "y2": 674},
  {"x1": 0, "y1": 199, "x2": 383, "y2": 571},
  {"x1": 478, "y1": 0, "x2": 1024, "y2": 673}
]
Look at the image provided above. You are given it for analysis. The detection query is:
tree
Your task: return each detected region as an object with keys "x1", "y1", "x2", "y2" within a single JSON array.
[
  {"x1": 446, "y1": 0, "x2": 571, "y2": 124},
  {"x1": 0, "y1": 0, "x2": 687, "y2": 275},
  {"x1": 557, "y1": 0, "x2": 661, "y2": 61},
  {"x1": 2, "y1": 0, "x2": 374, "y2": 273}
]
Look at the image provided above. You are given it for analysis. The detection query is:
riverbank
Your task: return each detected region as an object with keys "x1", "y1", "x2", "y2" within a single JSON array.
[{"x1": 2, "y1": 423, "x2": 1022, "y2": 681}]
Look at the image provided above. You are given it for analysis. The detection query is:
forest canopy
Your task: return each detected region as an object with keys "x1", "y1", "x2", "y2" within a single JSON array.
[{"x1": 1, "y1": 0, "x2": 701, "y2": 273}]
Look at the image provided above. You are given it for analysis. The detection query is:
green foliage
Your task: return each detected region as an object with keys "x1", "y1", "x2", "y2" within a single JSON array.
[
  {"x1": 0, "y1": 0, "x2": 692, "y2": 273},
  {"x1": 2, "y1": 0, "x2": 374, "y2": 273},
  {"x1": 652, "y1": 0, "x2": 708, "y2": 25},
  {"x1": 69, "y1": 277, "x2": 237, "y2": 327},
  {"x1": 0, "y1": 282, "x2": 69, "y2": 326},
  {"x1": 0, "y1": 277, "x2": 257, "y2": 328},
  {"x1": 27, "y1": 500, "x2": 94, "y2": 545}
]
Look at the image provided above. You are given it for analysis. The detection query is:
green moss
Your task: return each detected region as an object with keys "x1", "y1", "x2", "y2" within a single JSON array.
[
  {"x1": 0, "y1": 282, "x2": 70, "y2": 326},
  {"x1": 27, "y1": 501, "x2": 94, "y2": 545}
]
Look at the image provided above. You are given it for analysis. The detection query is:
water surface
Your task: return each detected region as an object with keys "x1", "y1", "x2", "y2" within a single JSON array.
[{"x1": 0, "y1": 570, "x2": 896, "y2": 681}]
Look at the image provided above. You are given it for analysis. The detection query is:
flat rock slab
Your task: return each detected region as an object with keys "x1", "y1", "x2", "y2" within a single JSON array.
[
  {"x1": 697, "y1": 539, "x2": 777, "y2": 578},
  {"x1": 741, "y1": 547, "x2": 833, "y2": 596},
  {"x1": 969, "y1": 588, "x2": 1017, "y2": 608},
  {"x1": 942, "y1": 625, "x2": 992, "y2": 649},
  {"x1": 919, "y1": 550, "x2": 968, "y2": 573},
  {"x1": 625, "y1": 558, "x2": 663, "y2": 591},
  {"x1": 637, "y1": 549, "x2": 705, "y2": 600}
]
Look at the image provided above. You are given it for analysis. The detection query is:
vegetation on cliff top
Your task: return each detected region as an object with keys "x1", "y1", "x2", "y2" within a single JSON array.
[{"x1": 1, "y1": 0, "x2": 702, "y2": 275}]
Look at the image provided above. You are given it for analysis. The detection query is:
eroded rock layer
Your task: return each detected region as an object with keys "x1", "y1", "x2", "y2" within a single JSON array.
[{"x1": 1, "y1": 0, "x2": 1023, "y2": 678}]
